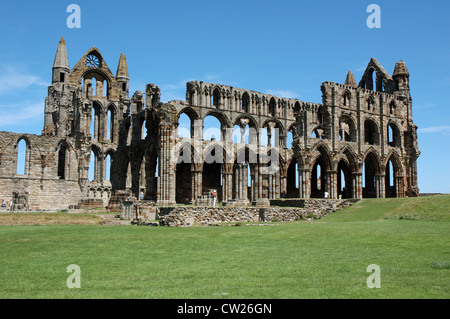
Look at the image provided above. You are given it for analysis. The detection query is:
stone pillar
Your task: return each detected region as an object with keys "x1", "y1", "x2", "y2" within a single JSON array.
[
  {"x1": 243, "y1": 164, "x2": 248, "y2": 200},
  {"x1": 224, "y1": 172, "x2": 233, "y2": 202},
  {"x1": 396, "y1": 174, "x2": 405, "y2": 198},
  {"x1": 352, "y1": 173, "x2": 362, "y2": 199},
  {"x1": 299, "y1": 168, "x2": 310, "y2": 199},
  {"x1": 157, "y1": 123, "x2": 176, "y2": 205},
  {"x1": 280, "y1": 174, "x2": 286, "y2": 198},
  {"x1": 376, "y1": 174, "x2": 385, "y2": 198},
  {"x1": 191, "y1": 168, "x2": 202, "y2": 203}
]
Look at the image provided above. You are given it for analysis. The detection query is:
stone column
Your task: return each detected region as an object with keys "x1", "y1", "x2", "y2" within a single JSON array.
[
  {"x1": 157, "y1": 123, "x2": 176, "y2": 205},
  {"x1": 352, "y1": 173, "x2": 362, "y2": 199},
  {"x1": 280, "y1": 174, "x2": 286, "y2": 198},
  {"x1": 376, "y1": 174, "x2": 385, "y2": 198},
  {"x1": 396, "y1": 174, "x2": 405, "y2": 198},
  {"x1": 299, "y1": 168, "x2": 310, "y2": 199}
]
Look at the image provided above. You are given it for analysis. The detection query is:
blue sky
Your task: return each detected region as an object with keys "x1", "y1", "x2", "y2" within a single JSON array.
[{"x1": 0, "y1": 0, "x2": 449, "y2": 193}]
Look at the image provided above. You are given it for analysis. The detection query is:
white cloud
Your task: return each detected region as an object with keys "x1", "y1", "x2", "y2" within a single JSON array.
[
  {"x1": 265, "y1": 89, "x2": 300, "y2": 99},
  {"x1": 414, "y1": 103, "x2": 434, "y2": 109},
  {"x1": 0, "y1": 101, "x2": 43, "y2": 124},
  {"x1": 0, "y1": 65, "x2": 48, "y2": 95},
  {"x1": 418, "y1": 126, "x2": 450, "y2": 135}
]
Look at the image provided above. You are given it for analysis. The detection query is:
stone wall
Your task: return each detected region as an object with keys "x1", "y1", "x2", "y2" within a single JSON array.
[
  {"x1": 155, "y1": 199, "x2": 358, "y2": 227},
  {"x1": 0, "y1": 177, "x2": 82, "y2": 211}
]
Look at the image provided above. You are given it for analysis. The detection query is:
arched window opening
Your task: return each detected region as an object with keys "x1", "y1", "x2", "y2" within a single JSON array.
[
  {"x1": 241, "y1": 92, "x2": 250, "y2": 112},
  {"x1": 337, "y1": 160, "x2": 352, "y2": 199},
  {"x1": 211, "y1": 88, "x2": 220, "y2": 107},
  {"x1": 105, "y1": 153, "x2": 112, "y2": 182},
  {"x1": 286, "y1": 158, "x2": 299, "y2": 198},
  {"x1": 178, "y1": 113, "x2": 192, "y2": 138},
  {"x1": 363, "y1": 153, "x2": 378, "y2": 198},
  {"x1": 389, "y1": 101, "x2": 396, "y2": 116},
  {"x1": 202, "y1": 161, "x2": 222, "y2": 203},
  {"x1": 269, "y1": 98, "x2": 276, "y2": 117},
  {"x1": 260, "y1": 127, "x2": 269, "y2": 146},
  {"x1": 57, "y1": 143, "x2": 67, "y2": 179},
  {"x1": 369, "y1": 69, "x2": 376, "y2": 91},
  {"x1": 385, "y1": 158, "x2": 397, "y2": 198},
  {"x1": 387, "y1": 123, "x2": 401, "y2": 147},
  {"x1": 203, "y1": 115, "x2": 222, "y2": 141},
  {"x1": 90, "y1": 104, "x2": 101, "y2": 139},
  {"x1": 388, "y1": 125, "x2": 394, "y2": 146},
  {"x1": 311, "y1": 158, "x2": 325, "y2": 198},
  {"x1": 367, "y1": 97, "x2": 374, "y2": 111},
  {"x1": 343, "y1": 91, "x2": 351, "y2": 107},
  {"x1": 88, "y1": 150, "x2": 96, "y2": 182},
  {"x1": 286, "y1": 131, "x2": 293, "y2": 149},
  {"x1": 91, "y1": 77, "x2": 97, "y2": 97},
  {"x1": 176, "y1": 157, "x2": 192, "y2": 204},
  {"x1": 339, "y1": 117, "x2": 356, "y2": 142},
  {"x1": 16, "y1": 139, "x2": 28, "y2": 175},
  {"x1": 106, "y1": 107, "x2": 115, "y2": 142},
  {"x1": 364, "y1": 120, "x2": 379, "y2": 145}
]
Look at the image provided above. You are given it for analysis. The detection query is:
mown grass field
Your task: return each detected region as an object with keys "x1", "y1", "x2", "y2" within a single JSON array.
[{"x1": 0, "y1": 195, "x2": 448, "y2": 299}]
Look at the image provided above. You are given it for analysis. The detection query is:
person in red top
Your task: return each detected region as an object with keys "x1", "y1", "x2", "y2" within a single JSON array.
[{"x1": 212, "y1": 190, "x2": 217, "y2": 206}]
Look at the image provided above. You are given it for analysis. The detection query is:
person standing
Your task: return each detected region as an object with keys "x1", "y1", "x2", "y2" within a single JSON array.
[{"x1": 212, "y1": 190, "x2": 217, "y2": 206}]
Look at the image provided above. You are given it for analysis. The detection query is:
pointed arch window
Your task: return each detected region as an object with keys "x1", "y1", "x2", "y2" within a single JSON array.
[
  {"x1": 343, "y1": 91, "x2": 351, "y2": 107},
  {"x1": 57, "y1": 142, "x2": 67, "y2": 179},
  {"x1": 16, "y1": 138, "x2": 29, "y2": 176}
]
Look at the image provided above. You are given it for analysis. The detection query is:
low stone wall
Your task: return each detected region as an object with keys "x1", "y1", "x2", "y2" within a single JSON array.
[
  {"x1": 159, "y1": 206, "x2": 260, "y2": 227},
  {"x1": 120, "y1": 200, "x2": 158, "y2": 221},
  {"x1": 157, "y1": 199, "x2": 358, "y2": 227}
]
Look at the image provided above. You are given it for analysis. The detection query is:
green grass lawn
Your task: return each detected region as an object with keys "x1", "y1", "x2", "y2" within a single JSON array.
[{"x1": 0, "y1": 195, "x2": 449, "y2": 299}]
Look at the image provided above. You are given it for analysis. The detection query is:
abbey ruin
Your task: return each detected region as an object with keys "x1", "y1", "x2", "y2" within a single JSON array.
[{"x1": 0, "y1": 37, "x2": 420, "y2": 212}]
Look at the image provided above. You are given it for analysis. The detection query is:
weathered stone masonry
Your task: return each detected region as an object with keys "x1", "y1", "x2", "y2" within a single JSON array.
[{"x1": 0, "y1": 37, "x2": 420, "y2": 211}]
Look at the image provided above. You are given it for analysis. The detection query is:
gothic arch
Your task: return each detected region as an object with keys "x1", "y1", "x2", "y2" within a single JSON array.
[
  {"x1": 364, "y1": 117, "x2": 380, "y2": 145},
  {"x1": 203, "y1": 110, "x2": 231, "y2": 129},
  {"x1": 15, "y1": 136, "x2": 31, "y2": 176},
  {"x1": 310, "y1": 142, "x2": 333, "y2": 198},
  {"x1": 343, "y1": 89, "x2": 352, "y2": 107},
  {"x1": 339, "y1": 114, "x2": 357, "y2": 142},
  {"x1": 362, "y1": 149, "x2": 382, "y2": 198},
  {"x1": 387, "y1": 120, "x2": 401, "y2": 147},
  {"x1": 367, "y1": 94, "x2": 376, "y2": 111},
  {"x1": 241, "y1": 91, "x2": 251, "y2": 112},
  {"x1": 336, "y1": 145, "x2": 356, "y2": 168}
]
